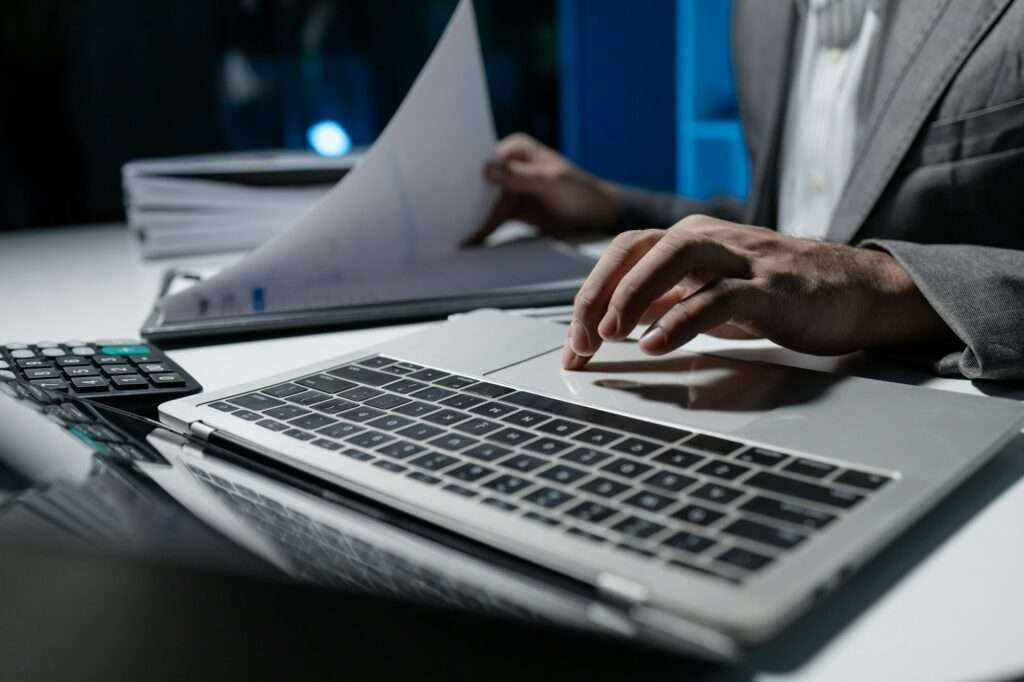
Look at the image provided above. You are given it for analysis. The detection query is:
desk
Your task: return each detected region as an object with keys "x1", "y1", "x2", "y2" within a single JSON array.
[{"x1": 2, "y1": 223, "x2": 1022, "y2": 681}]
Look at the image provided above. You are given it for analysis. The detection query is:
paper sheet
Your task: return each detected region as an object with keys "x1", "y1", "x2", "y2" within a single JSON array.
[{"x1": 160, "y1": 0, "x2": 499, "y2": 322}]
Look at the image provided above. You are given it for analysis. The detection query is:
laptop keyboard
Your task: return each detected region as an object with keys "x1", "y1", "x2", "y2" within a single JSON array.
[
  {"x1": 205, "y1": 355, "x2": 895, "y2": 584},
  {"x1": 188, "y1": 463, "x2": 541, "y2": 621}
]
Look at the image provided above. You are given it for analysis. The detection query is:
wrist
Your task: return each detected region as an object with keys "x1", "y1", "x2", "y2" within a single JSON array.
[
  {"x1": 858, "y1": 247, "x2": 953, "y2": 348},
  {"x1": 590, "y1": 177, "x2": 622, "y2": 230}
]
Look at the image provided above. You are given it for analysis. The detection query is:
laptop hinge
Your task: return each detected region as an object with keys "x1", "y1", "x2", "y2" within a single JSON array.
[
  {"x1": 189, "y1": 420, "x2": 217, "y2": 441},
  {"x1": 595, "y1": 572, "x2": 649, "y2": 607}
]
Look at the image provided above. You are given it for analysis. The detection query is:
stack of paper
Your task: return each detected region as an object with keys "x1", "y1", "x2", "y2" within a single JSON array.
[{"x1": 122, "y1": 150, "x2": 361, "y2": 259}]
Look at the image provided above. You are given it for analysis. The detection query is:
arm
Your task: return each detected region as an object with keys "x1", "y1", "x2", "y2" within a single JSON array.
[
  {"x1": 862, "y1": 239, "x2": 1024, "y2": 381},
  {"x1": 615, "y1": 186, "x2": 746, "y2": 231}
]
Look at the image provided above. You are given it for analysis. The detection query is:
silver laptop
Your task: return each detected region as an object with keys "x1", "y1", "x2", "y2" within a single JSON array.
[{"x1": 160, "y1": 309, "x2": 1024, "y2": 659}]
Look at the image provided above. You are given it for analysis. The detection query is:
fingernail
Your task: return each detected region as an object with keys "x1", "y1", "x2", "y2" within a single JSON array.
[
  {"x1": 598, "y1": 308, "x2": 621, "y2": 339},
  {"x1": 570, "y1": 320, "x2": 593, "y2": 355},
  {"x1": 640, "y1": 326, "x2": 667, "y2": 353}
]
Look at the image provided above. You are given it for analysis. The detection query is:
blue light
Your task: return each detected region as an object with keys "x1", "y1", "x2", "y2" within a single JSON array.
[{"x1": 307, "y1": 120, "x2": 352, "y2": 157}]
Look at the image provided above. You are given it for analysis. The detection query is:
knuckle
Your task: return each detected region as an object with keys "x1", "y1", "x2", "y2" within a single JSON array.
[{"x1": 573, "y1": 290, "x2": 597, "y2": 312}]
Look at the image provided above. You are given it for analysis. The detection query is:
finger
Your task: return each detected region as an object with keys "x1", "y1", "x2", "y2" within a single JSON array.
[
  {"x1": 639, "y1": 280, "x2": 755, "y2": 355},
  {"x1": 484, "y1": 158, "x2": 556, "y2": 194},
  {"x1": 495, "y1": 132, "x2": 539, "y2": 160},
  {"x1": 462, "y1": 193, "x2": 516, "y2": 247},
  {"x1": 567, "y1": 230, "x2": 662, "y2": 363},
  {"x1": 601, "y1": 232, "x2": 751, "y2": 341}
]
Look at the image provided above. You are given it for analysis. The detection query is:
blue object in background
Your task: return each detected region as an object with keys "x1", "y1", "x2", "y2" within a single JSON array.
[
  {"x1": 558, "y1": 0, "x2": 748, "y2": 201},
  {"x1": 307, "y1": 120, "x2": 353, "y2": 156}
]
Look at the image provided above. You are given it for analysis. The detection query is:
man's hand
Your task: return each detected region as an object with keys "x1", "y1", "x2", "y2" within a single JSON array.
[
  {"x1": 465, "y1": 133, "x2": 621, "y2": 245},
  {"x1": 562, "y1": 215, "x2": 953, "y2": 370}
]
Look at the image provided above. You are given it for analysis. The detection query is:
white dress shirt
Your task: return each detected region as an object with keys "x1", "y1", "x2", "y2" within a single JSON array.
[{"x1": 777, "y1": 0, "x2": 880, "y2": 240}]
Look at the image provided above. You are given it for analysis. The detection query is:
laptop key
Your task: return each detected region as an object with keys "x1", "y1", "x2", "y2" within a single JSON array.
[
  {"x1": 290, "y1": 414, "x2": 336, "y2": 431},
  {"x1": 565, "y1": 501, "x2": 617, "y2": 524},
  {"x1": 283, "y1": 429, "x2": 314, "y2": 441},
  {"x1": 297, "y1": 374, "x2": 357, "y2": 394},
  {"x1": 311, "y1": 438, "x2": 341, "y2": 451},
  {"x1": 463, "y1": 382, "x2": 515, "y2": 399},
  {"x1": 263, "y1": 383, "x2": 307, "y2": 398},
  {"x1": 366, "y1": 414, "x2": 414, "y2": 431},
  {"x1": 231, "y1": 409, "x2": 262, "y2": 422},
  {"x1": 383, "y1": 361, "x2": 423, "y2": 374},
  {"x1": 410, "y1": 452, "x2": 459, "y2": 472},
  {"x1": 624, "y1": 490, "x2": 675, "y2": 513},
  {"x1": 673, "y1": 504, "x2": 724, "y2": 527},
  {"x1": 228, "y1": 393, "x2": 284, "y2": 411},
  {"x1": 408, "y1": 368, "x2": 449, "y2": 382},
  {"x1": 483, "y1": 497, "x2": 519, "y2": 512},
  {"x1": 396, "y1": 423, "x2": 445, "y2": 441},
  {"x1": 364, "y1": 393, "x2": 412, "y2": 410},
  {"x1": 329, "y1": 364, "x2": 396, "y2": 386},
  {"x1": 562, "y1": 447, "x2": 612, "y2": 467},
  {"x1": 407, "y1": 471, "x2": 442, "y2": 486},
  {"x1": 723, "y1": 518, "x2": 806, "y2": 550},
  {"x1": 653, "y1": 449, "x2": 706, "y2": 471},
  {"x1": 288, "y1": 390, "x2": 332, "y2": 406},
  {"x1": 375, "y1": 460, "x2": 408, "y2": 474},
  {"x1": 612, "y1": 437, "x2": 661, "y2": 457},
  {"x1": 208, "y1": 402, "x2": 236, "y2": 413},
  {"x1": 435, "y1": 375, "x2": 477, "y2": 390},
  {"x1": 487, "y1": 427, "x2": 536, "y2": 447},
  {"x1": 537, "y1": 418, "x2": 586, "y2": 437},
  {"x1": 447, "y1": 463, "x2": 495, "y2": 482},
  {"x1": 483, "y1": 474, "x2": 533, "y2": 495},
  {"x1": 613, "y1": 516, "x2": 666, "y2": 540},
  {"x1": 716, "y1": 547, "x2": 774, "y2": 572},
  {"x1": 684, "y1": 434, "x2": 743, "y2": 456},
  {"x1": 663, "y1": 531, "x2": 716, "y2": 555},
  {"x1": 393, "y1": 400, "x2": 441, "y2": 417},
  {"x1": 574, "y1": 427, "x2": 622, "y2": 447},
  {"x1": 346, "y1": 430, "x2": 395, "y2": 449},
  {"x1": 319, "y1": 422, "x2": 364, "y2": 439},
  {"x1": 428, "y1": 433, "x2": 478, "y2": 452},
  {"x1": 538, "y1": 464, "x2": 588, "y2": 485},
  {"x1": 411, "y1": 385, "x2": 458, "y2": 402},
  {"x1": 438, "y1": 393, "x2": 486, "y2": 410},
  {"x1": 503, "y1": 409, "x2": 550, "y2": 428},
  {"x1": 783, "y1": 458, "x2": 838, "y2": 479},
  {"x1": 464, "y1": 443, "x2": 512, "y2": 462},
  {"x1": 499, "y1": 454, "x2": 546, "y2": 473},
  {"x1": 746, "y1": 472, "x2": 863, "y2": 509},
  {"x1": 422, "y1": 408, "x2": 471, "y2": 427},
  {"x1": 735, "y1": 447, "x2": 789, "y2": 468},
  {"x1": 315, "y1": 398, "x2": 358, "y2": 415},
  {"x1": 691, "y1": 483, "x2": 745, "y2": 505},
  {"x1": 453, "y1": 417, "x2": 503, "y2": 436},
  {"x1": 523, "y1": 487, "x2": 575, "y2": 509},
  {"x1": 378, "y1": 441, "x2": 427, "y2": 460},
  {"x1": 338, "y1": 386, "x2": 384, "y2": 402},
  {"x1": 835, "y1": 469, "x2": 891, "y2": 491},
  {"x1": 341, "y1": 448, "x2": 374, "y2": 462},
  {"x1": 337, "y1": 406, "x2": 386, "y2": 423},
  {"x1": 523, "y1": 436, "x2": 571, "y2": 456},
  {"x1": 386, "y1": 379, "x2": 430, "y2": 395},
  {"x1": 522, "y1": 512, "x2": 561, "y2": 528},
  {"x1": 739, "y1": 496, "x2": 836, "y2": 530},
  {"x1": 579, "y1": 477, "x2": 630, "y2": 499},
  {"x1": 265, "y1": 405, "x2": 310, "y2": 421},
  {"x1": 469, "y1": 401, "x2": 518, "y2": 418},
  {"x1": 357, "y1": 356, "x2": 395, "y2": 369},
  {"x1": 601, "y1": 458, "x2": 653, "y2": 479},
  {"x1": 442, "y1": 483, "x2": 478, "y2": 498},
  {"x1": 697, "y1": 460, "x2": 751, "y2": 481},
  {"x1": 643, "y1": 471, "x2": 697, "y2": 493}
]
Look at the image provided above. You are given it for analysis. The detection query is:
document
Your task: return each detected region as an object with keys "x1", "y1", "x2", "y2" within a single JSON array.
[{"x1": 160, "y1": 0, "x2": 516, "y2": 322}]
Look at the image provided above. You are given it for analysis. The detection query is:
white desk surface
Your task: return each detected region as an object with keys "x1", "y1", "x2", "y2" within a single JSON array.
[{"x1": 2, "y1": 224, "x2": 1022, "y2": 681}]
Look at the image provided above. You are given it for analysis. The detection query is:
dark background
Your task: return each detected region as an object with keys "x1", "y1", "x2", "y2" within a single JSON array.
[{"x1": 0, "y1": 0, "x2": 559, "y2": 230}]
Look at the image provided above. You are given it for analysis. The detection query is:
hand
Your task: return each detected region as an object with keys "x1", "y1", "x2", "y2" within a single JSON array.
[
  {"x1": 561, "y1": 215, "x2": 953, "y2": 370},
  {"x1": 465, "y1": 133, "x2": 621, "y2": 245}
]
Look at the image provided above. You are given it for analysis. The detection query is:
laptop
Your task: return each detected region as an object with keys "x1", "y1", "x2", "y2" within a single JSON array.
[{"x1": 159, "y1": 309, "x2": 1024, "y2": 659}]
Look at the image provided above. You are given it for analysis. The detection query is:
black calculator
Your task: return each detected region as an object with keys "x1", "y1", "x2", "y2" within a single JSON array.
[{"x1": 0, "y1": 339, "x2": 201, "y2": 413}]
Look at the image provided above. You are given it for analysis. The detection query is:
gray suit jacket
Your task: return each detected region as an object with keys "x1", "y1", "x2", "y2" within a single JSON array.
[{"x1": 617, "y1": 0, "x2": 1024, "y2": 381}]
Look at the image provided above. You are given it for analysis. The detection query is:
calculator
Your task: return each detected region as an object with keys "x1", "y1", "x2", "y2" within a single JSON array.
[{"x1": 0, "y1": 339, "x2": 202, "y2": 413}]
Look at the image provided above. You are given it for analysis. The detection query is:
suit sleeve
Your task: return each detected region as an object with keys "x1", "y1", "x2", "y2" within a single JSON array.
[
  {"x1": 862, "y1": 239, "x2": 1024, "y2": 381},
  {"x1": 614, "y1": 186, "x2": 747, "y2": 231}
]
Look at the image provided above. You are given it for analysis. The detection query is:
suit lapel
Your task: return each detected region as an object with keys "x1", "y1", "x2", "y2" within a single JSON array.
[
  {"x1": 736, "y1": 0, "x2": 797, "y2": 227},
  {"x1": 826, "y1": 0, "x2": 1015, "y2": 243}
]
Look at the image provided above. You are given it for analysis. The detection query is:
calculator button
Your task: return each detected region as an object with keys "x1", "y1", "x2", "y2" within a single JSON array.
[
  {"x1": 31, "y1": 379, "x2": 68, "y2": 391},
  {"x1": 71, "y1": 376, "x2": 108, "y2": 392},
  {"x1": 41, "y1": 348, "x2": 66, "y2": 357},
  {"x1": 18, "y1": 359, "x2": 49, "y2": 369},
  {"x1": 0, "y1": 370, "x2": 14, "y2": 381},
  {"x1": 4, "y1": 343, "x2": 28, "y2": 350},
  {"x1": 128, "y1": 355, "x2": 162, "y2": 365},
  {"x1": 93, "y1": 355, "x2": 124, "y2": 366},
  {"x1": 56, "y1": 357, "x2": 88, "y2": 367},
  {"x1": 64, "y1": 340, "x2": 87, "y2": 348},
  {"x1": 0, "y1": 361, "x2": 8, "y2": 370},
  {"x1": 35, "y1": 341, "x2": 59, "y2": 349},
  {"x1": 24, "y1": 368, "x2": 59, "y2": 380},
  {"x1": 11, "y1": 350, "x2": 36, "y2": 359},
  {"x1": 71, "y1": 347, "x2": 96, "y2": 356},
  {"x1": 102, "y1": 365, "x2": 135, "y2": 376},
  {"x1": 111, "y1": 375, "x2": 149, "y2": 389},
  {"x1": 138, "y1": 363, "x2": 170, "y2": 374},
  {"x1": 100, "y1": 345, "x2": 152, "y2": 357},
  {"x1": 151, "y1": 373, "x2": 186, "y2": 387}
]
